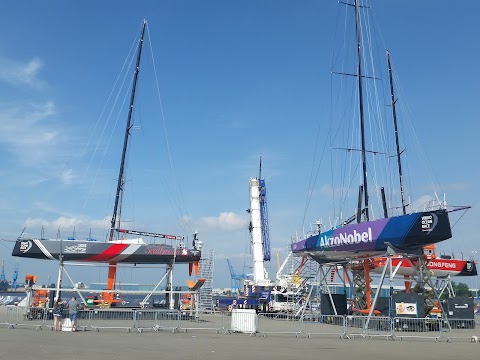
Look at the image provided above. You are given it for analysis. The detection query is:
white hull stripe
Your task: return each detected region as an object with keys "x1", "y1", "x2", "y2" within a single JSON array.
[
  {"x1": 34, "y1": 239, "x2": 56, "y2": 260},
  {"x1": 108, "y1": 245, "x2": 142, "y2": 262}
]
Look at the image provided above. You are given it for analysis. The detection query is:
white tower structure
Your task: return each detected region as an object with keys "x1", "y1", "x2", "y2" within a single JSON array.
[{"x1": 249, "y1": 177, "x2": 270, "y2": 286}]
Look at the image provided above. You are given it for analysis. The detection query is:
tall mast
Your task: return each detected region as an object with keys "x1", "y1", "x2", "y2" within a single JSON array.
[
  {"x1": 354, "y1": 0, "x2": 369, "y2": 221},
  {"x1": 387, "y1": 50, "x2": 406, "y2": 215},
  {"x1": 109, "y1": 20, "x2": 147, "y2": 241}
]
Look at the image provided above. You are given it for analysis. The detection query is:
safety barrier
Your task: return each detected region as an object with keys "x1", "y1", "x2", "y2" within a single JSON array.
[
  {"x1": 1, "y1": 306, "x2": 479, "y2": 343},
  {"x1": 438, "y1": 318, "x2": 478, "y2": 342},
  {"x1": 302, "y1": 314, "x2": 345, "y2": 338},
  {"x1": 88, "y1": 309, "x2": 135, "y2": 332},
  {"x1": 178, "y1": 311, "x2": 224, "y2": 334},
  {"x1": 151, "y1": 310, "x2": 181, "y2": 333},
  {"x1": 0, "y1": 306, "x2": 46, "y2": 330},
  {"x1": 132, "y1": 309, "x2": 156, "y2": 332},
  {"x1": 344, "y1": 315, "x2": 393, "y2": 339},
  {"x1": 391, "y1": 317, "x2": 442, "y2": 341},
  {"x1": 256, "y1": 312, "x2": 302, "y2": 337}
]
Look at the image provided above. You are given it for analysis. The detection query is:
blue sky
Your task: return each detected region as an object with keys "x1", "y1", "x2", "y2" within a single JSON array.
[{"x1": 0, "y1": 1, "x2": 479, "y2": 290}]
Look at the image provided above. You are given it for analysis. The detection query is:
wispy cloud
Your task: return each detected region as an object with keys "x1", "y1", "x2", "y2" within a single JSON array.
[
  {"x1": 0, "y1": 56, "x2": 72, "y2": 171},
  {"x1": 196, "y1": 212, "x2": 248, "y2": 232},
  {"x1": 60, "y1": 168, "x2": 75, "y2": 185},
  {"x1": 409, "y1": 194, "x2": 436, "y2": 212},
  {"x1": 0, "y1": 56, "x2": 46, "y2": 89},
  {"x1": 0, "y1": 101, "x2": 61, "y2": 166}
]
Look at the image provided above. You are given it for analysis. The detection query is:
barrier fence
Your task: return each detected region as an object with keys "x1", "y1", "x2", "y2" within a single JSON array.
[{"x1": 1, "y1": 306, "x2": 479, "y2": 342}]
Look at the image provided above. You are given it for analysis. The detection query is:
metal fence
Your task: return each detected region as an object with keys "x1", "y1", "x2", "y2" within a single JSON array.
[
  {"x1": 257, "y1": 312, "x2": 303, "y2": 337},
  {"x1": 1, "y1": 306, "x2": 479, "y2": 342}
]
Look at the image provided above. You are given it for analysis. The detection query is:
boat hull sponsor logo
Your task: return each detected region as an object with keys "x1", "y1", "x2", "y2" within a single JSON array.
[
  {"x1": 64, "y1": 244, "x2": 87, "y2": 254},
  {"x1": 19, "y1": 241, "x2": 33, "y2": 253},
  {"x1": 428, "y1": 261, "x2": 458, "y2": 270},
  {"x1": 144, "y1": 247, "x2": 192, "y2": 256},
  {"x1": 421, "y1": 213, "x2": 437, "y2": 233},
  {"x1": 319, "y1": 228, "x2": 373, "y2": 248}
]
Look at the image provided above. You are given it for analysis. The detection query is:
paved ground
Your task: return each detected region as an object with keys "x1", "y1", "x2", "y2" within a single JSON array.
[{"x1": 0, "y1": 328, "x2": 478, "y2": 360}]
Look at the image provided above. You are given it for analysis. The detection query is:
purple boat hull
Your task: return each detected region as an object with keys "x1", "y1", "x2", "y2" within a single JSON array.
[{"x1": 292, "y1": 210, "x2": 452, "y2": 262}]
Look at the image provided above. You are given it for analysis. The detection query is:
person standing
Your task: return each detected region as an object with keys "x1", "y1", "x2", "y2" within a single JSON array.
[
  {"x1": 52, "y1": 298, "x2": 65, "y2": 331},
  {"x1": 67, "y1": 296, "x2": 80, "y2": 332}
]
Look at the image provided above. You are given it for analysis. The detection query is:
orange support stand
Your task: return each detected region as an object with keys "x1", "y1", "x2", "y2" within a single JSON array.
[
  {"x1": 404, "y1": 275, "x2": 411, "y2": 292},
  {"x1": 193, "y1": 260, "x2": 199, "y2": 276},
  {"x1": 107, "y1": 262, "x2": 116, "y2": 291},
  {"x1": 364, "y1": 259, "x2": 371, "y2": 310}
]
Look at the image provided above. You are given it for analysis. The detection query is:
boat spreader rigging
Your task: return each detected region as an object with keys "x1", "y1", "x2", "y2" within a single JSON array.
[
  {"x1": 291, "y1": 0, "x2": 471, "y2": 324},
  {"x1": 11, "y1": 19, "x2": 202, "y2": 308},
  {"x1": 117, "y1": 229, "x2": 184, "y2": 241}
]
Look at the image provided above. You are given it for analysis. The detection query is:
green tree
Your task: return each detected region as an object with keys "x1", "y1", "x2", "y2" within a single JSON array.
[{"x1": 454, "y1": 282, "x2": 472, "y2": 297}]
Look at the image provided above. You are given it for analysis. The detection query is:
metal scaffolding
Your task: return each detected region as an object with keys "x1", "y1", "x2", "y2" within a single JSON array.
[{"x1": 198, "y1": 249, "x2": 214, "y2": 312}]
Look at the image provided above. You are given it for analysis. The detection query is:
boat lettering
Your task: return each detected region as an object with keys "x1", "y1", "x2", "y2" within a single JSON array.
[
  {"x1": 428, "y1": 261, "x2": 457, "y2": 269},
  {"x1": 421, "y1": 215, "x2": 433, "y2": 230},
  {"x1": 64, "y1": 244, "x2": 87, "y2": 253},
  {"x1": 319, "y1": 228, "x2": 372, "y2": 248},
  {"x1": 145, "y1": 247, "x2": 186, "y2": 256},
  {"x1": 19, "y1": 241, "x2": 33, "y2": 253}
]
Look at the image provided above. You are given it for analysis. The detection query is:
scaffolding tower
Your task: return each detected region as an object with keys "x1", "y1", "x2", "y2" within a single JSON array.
[{"x1": 198, "y1": 249, "x2": 214, "y2": 312}]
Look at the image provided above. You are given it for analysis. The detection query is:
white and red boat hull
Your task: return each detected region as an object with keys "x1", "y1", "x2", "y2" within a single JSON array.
[{"x1": 371, "y1": 257, "x2": 477, "y2": 277}]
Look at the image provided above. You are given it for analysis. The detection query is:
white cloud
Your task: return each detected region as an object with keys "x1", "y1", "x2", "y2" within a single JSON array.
[
  {"x1": 196, "y1": 212, "x2": 248, "y2": 232},
  {"x1": 0, "y1": 56, "x2": 68, "y2": 170},
  {"x1": 409, "y1": 194, "x2": 436, "y2": 212},
  {"x1": 0, "y1": 56, "x2": 46, "y2": 89},
  {"x1": 0, "y1": 101, "x2": 60, "y2": 165},
  {"x1": 60, "y1": 168, "x2": 75, "y2": 185}
]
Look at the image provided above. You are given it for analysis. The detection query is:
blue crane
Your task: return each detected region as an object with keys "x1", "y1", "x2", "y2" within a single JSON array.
[
  {"x1": 258, "y1": 158, "x2": 271, "y2": 261},
  {"x1": 11, "y1": 259, "x2": 19, "y2": 290},
  {"x1": 0, "y1": 260, "x2": 6, "y2": 282},
  {"x1": 227, "y1": 259, "x2": 251, "y2": 294}
]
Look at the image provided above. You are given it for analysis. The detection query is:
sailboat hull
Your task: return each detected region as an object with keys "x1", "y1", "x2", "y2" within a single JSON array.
[
  {"x1": 369, "y1": 257, "x2": 477, "y2": 277},
  {"x1": 12, "y1": 239, "x2": 201, "y2": 264},
  {"x1": 291, "y1": 210, "x2": 451, "y2": 262}
]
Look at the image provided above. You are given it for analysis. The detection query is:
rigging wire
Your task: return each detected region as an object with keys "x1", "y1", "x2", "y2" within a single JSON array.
[
  {"x1": 307, "y1": 0, "x2": 444, "y2": 227},
  {"x1": 145, "y1": 23, "x2": 194, "y2": 236},
  {"x1": 361, "y1": 3, "x2": 392, "y2": 219},
  {"x1": 370, "y1": 4, "x2": 445, "y2": 209},
  {"x1": 80, "y1": 33, "x2": 139, "y2": 183},
  {"x1": 82, "y1": 39, "x2": 137, "y2": 211}
]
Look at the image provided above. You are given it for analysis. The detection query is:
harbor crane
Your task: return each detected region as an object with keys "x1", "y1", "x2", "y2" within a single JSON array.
[
  {"x1": 227, "y1": 259, "x2": 251, "y2": 294},
  {"x1": 11, "y1": 259, "x2": 19, "y2": 290}
]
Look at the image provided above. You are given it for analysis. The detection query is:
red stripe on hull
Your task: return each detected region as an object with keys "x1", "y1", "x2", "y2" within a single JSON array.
[{"x1": 81, "y1": 244, "x2": 128, "y2": 262}]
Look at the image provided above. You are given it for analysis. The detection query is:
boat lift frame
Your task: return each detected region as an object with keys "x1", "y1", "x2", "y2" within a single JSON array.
[
  {"x1": 298, "y1": 248, "x2": 453, "y2": 330},
  {"x1": 53, "y1": 257, "x2": 185, "y2": 310}
]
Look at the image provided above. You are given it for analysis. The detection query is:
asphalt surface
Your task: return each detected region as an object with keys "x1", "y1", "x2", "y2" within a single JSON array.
[{"x1": 1, "y1": 328, "x2": 478, "y2": 360}]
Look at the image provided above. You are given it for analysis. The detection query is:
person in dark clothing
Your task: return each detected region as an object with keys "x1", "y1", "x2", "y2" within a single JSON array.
[{"x1": 53, "y1": 298, "x2": 65, "y2": 331}]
